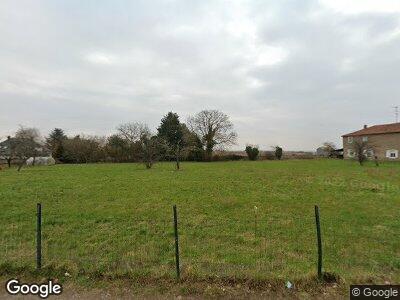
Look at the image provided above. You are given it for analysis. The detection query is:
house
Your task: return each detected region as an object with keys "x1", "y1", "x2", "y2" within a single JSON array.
[
  {"x1": 342, "y1": 123, "x2": 400, "y2": 160},
  {"x1": 332, "y1": 148, "x2": 344, "y2": 159},
  {"x1": 0, "y1": 136, "x2": 14, "y2": 160},
  {"x1": 316, "y1": 147, "x2": 329, "y2": 157},
  {"x1": 316, "y1": 147, "x2": 344, "y2": 158},
  {"x1": 0, "y1": 136, "x2": 51, "y2": 166}
]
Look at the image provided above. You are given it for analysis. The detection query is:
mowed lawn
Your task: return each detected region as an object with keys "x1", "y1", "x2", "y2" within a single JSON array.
[{"x1": 0, "y1": 159, "x2": 399, "y2": 284}]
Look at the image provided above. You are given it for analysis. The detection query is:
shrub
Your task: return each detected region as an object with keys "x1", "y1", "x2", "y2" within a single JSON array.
[
  {"x1": 212, "y1": 154, "x2": 244, "y2": 161},
  {"x1": 261, "y1": 151, "x2": 275, "y2": 160},
  {"x1": 245, "y1": 145, "x2": 259, "y2": 161},
  {"x1": 275, "y1": 146, "x2": 283, "y2": 160}
]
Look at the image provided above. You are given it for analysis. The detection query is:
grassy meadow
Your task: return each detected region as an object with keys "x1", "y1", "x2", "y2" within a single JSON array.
[{"x1": 0, "y1": 159, "x2": 399, "y2": 287}]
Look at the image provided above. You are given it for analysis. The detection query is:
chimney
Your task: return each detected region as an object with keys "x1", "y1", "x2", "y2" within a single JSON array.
[{"x1": 364, "y1": 125, "x2": 368, "y2": 129}]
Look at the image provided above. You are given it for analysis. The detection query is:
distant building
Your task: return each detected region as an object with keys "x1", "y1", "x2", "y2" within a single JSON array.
[
  {"x1": 342, "y1": 123, "x2": 400, "y2": 160},
  {"x1": 316, "y1": 147, "x2": 343, "y2": 159},
  {"x1": 332, "y1": 148, "x2": 343, "y2": 159},
  {"x1": 0, "y1": 136, "x2": 14, "y2": 160},
  {"x1": 316, "y1": 147, "x2": 329, "y2": 157}
]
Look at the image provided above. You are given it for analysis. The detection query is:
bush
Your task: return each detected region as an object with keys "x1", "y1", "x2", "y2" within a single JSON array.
[
  {"x1": 63, "y1": 135, "x2": 106, "y2": 163},
  {"x1": 245, "y1": 146, "x2": 259, "y2": 161},
  {"x1": 275, "y1": 146, "x2": 283, "y2": 160},
  {"x1": 186, "y1": 146, "x2": 205, "y2": 162},
  {"x1": 212, "y1": 154, "x2": 244, "y2": 161},
  {"x1": 261, "y1": 151, "x2": 275, "y2": 160}
]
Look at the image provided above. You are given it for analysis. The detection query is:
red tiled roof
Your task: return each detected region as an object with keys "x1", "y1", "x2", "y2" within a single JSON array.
[{"x1": 342, "y1": 122, "x2": 400, "y2": 137}]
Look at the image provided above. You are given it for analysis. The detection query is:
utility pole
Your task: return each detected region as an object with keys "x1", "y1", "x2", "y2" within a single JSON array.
[{"x1": 394, "y1": 106, "x2": 399, "y2": 123}]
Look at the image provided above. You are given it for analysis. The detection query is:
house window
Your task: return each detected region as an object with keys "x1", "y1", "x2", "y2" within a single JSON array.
[
  {"x1": 364, "y1": 149, "x2": 374, "y2": 158},
  {"x1": 347, "y1": 137, "x2": 353, "y2": 143},
  {"x1": 362, "y1": 136, "x2": 368, "y2": 142},
  {"x1": 347, "y1": 149, "x2": 354, "y2": 157},
  {"x1": 386, "y1": 150, "x2": 398, "y2": 159}
]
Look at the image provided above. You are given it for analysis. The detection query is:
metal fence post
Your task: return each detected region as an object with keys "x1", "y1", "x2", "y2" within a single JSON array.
[
  {"x1": 173, "y1": 205, "x2": 180, "y2": 280},
  {"x1": 314, "y1": 205, "x2": 322, "y2": 279},
  {"x1": 254, "y1": 206, "x2": 258, "y2": 238},
  {"x1": 36, "y1": 203, "x2": 42, "y2": 270}
]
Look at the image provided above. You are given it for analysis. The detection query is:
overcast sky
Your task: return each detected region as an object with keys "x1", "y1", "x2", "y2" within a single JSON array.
[{"x1": 1, "y1": 0, "x2": 400, "y2": 151}]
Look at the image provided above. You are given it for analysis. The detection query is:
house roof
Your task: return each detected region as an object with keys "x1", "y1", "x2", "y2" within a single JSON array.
[
  {"x1": 342, "y1": 122, "x2": 400, "y2": 137},
  {"x1": 0, "y1": 140, "x2": 9, "y2": 147},
  {"x1": 0, "y1": 138, "x2": 13, "y2": 147}
]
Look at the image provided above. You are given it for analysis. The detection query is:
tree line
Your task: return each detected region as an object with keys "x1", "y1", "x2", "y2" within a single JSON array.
[{"x1": 1, "y1": 110, "x2": 239, "y2": 171}]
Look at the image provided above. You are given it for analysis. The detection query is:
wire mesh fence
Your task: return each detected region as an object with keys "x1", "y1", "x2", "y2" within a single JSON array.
[
  {"x1": 0, "y1": 204, "x2": 327, "y2": 280},
  {"x1": 1, "y1": 216, "x2": 36, "y2": 269},
  {"x1": 177, "y1": 212, "x2": 318, "y2": 279},
  {"x1": 41, "y1": 218, "x2": 175, "y2": 276}
]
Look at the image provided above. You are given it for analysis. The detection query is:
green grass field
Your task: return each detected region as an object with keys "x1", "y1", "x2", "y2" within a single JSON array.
[{"x1": 0, "y1": 159, "x2": 399, "y2": 289}]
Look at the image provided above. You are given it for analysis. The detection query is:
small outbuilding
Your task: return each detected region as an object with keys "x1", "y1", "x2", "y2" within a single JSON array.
[{"x1": 26, "y1": 157, "x2": 56, "y2": 166}]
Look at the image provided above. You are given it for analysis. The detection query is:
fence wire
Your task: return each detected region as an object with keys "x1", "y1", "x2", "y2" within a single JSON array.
[{"x1": 1, "y1": 206, "x2": 395, "y2": 279}]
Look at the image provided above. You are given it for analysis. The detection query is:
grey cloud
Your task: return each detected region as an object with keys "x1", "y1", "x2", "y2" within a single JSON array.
[{"x1": 1, "y1": 0, "x2": 399, "y2": 150}]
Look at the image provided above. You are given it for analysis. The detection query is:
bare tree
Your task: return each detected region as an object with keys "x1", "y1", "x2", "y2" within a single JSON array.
[
  {"x1": 139, "y1": 131, "x2": 165, "y2": 169},
  {"x1": 14, "y1": 126, "x2": 43, "y2": 171},
  {"x1": 374, "y1": 155, "x2": 379, "y2": 167},
  {"x1": 116, "y1": 122, "x2": 151, "y2": 162},
  {"x1": 353, "y1": 141, "x2": 369, "y2": 166},
  {"x1": 117, "y1": 122, "x2": 149, "y2": 143},
  {"x1": 187, "y1": 110, "x2": 237, "y2": 161}
]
